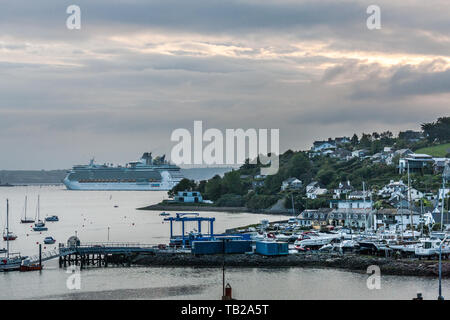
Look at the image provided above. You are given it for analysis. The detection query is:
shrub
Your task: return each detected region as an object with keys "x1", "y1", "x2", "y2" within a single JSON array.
[{"x1": 215, "y1": 194, "x2": 245, "y2": 207}]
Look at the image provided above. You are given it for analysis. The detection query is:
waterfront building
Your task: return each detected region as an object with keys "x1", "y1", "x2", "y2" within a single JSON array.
[
  {"x1": 174, "y1": 191, "x2": 203, "y2": 203},
  {"x1": 374, "y1": 208, "x2": 424, "y2": 232},
  {"x1": 298, "y1": 208, "x2": 332, "y2": 229},
  {"x1": 330, "y1": 199, "x2": 373, "y2": 210}
]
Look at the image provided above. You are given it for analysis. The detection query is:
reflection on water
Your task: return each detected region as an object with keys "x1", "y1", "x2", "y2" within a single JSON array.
[
  {"x1": 0, "y1": 186, "x2": 448, "y2": 300},
  {"x1": 0, "y1": 185, "x2": 286, "y2": 257},
  {"x1": 3, "y1": 264, "x2": 449, "y2": 300}
]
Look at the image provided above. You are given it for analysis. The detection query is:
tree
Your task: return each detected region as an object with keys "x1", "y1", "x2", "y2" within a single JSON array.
[
  {"x1": 372, "y1": 132, "x2": 380, "y2": 140},
  {"x1": 221, "y1": 170, "x2": 244, "y2": 195},
  {"x1": 351, "y1": 134, "x2": 359, "y2": 146},
  {"x1": 360, "y1": 133, "x2": 372, "y2": 148},
  {"x1": 317, "y1": 167, "x2": 335, "y2": 186},
  {"x1": 421, "y1": 117, "x2": 450, "y2": 142},
  {"x1": 215, "y1": 194, "x2": 244, "y2": 207},
  {"x1": 168, "y1": 178, "x2": 197, "y2": 197},
  {"x1": 204, "y1": 175, "x2": 223, "y2": 201},
  {"x1": 285, "y1": 152, "x2": 312, "y2": 181}
]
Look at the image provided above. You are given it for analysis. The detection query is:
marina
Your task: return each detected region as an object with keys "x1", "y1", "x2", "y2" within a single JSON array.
[{"x1": 0, "y1": 185, "x2": 449, "y2": 300}]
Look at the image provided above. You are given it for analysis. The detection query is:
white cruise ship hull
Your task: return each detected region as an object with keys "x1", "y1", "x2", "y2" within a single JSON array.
[
  {"x1": 63, "y1": 178, "x2": 179, "y2": 191},
  {"x1": 63, "y1": 152, "x2": 184, "y2": 191}
]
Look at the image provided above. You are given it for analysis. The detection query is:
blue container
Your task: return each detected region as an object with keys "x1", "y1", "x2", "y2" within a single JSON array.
[
  {"x1": 224, "y1": 240, "x2": 252, "y2": 254},
  {"x1": 255, "y1": 241, "x2": 289, "y2": 256},
  {"x1": 192, "y1": 241, "x2": 223, "y2": 254},
  {"x1": 192, "y1": 239, "x2": 253, "y2": 254}
]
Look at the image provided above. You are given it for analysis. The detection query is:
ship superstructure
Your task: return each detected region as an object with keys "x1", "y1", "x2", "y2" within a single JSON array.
[{"x1": 63, "y1": 153, "x2": 184, "y2": 191}]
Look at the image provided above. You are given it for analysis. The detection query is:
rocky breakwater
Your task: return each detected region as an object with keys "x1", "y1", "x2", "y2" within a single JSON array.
[{"x1": 132, "y1": 252, "x2": 450, "y2": 277}]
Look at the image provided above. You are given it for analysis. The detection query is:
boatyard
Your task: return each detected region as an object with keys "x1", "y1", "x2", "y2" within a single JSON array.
[{"x1": 22, "y1": 212, "x2": 450, "y2": 278}]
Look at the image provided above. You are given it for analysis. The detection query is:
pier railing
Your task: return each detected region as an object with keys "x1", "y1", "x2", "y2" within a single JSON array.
[{"x1": 76, "y1": 242, "x2": 159, "y2": 248}]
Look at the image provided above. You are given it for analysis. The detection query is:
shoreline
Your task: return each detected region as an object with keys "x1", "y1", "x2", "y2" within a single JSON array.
[
  {"x1": 137, "y1": 203, "x2": 293, "y2": 215},
  {"x1": 132, "y1": 252, "x2": 450, "y2": 278}
]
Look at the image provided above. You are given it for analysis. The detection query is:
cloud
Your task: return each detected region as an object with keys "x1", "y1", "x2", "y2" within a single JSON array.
[{"x1": 0, "y1": 0, "x2": 449, "y2": 168}]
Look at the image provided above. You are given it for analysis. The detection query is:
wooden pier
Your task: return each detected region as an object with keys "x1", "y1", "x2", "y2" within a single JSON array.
[
  {"x1": 57, "y1": 242, "x2": 159, "y2": 269},
  {"x1": 21, "y1": 242, "x2": 163, "y2": 269}
]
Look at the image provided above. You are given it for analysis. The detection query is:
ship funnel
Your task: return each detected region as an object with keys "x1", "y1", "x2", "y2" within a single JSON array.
[{"x1": 141, "y1": 152, "x2": 153, "y2": 165}]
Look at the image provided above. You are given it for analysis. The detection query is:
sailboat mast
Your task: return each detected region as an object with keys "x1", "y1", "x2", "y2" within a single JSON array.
[
  {"x1": 363, "y1": 181, "x2": 367, "y2": 232},
  {"x1": 291, "y1": 194, "x2": 295, "y2": 216},
  {"x1": 6, "y1": 199, "x2": 9, "y2": 258},
  {"x1": 36, "y1": 195, "x2": 40, "y2": 222},
  {"x1": 420, "y1": 199, "x2": 423, "y2": 237},
  {"x1": 442, "y1": 174, "x2": 445, "y2": 232},
  {"x1": 407, "y1": 160, "x2": 414, "y2": 238}
]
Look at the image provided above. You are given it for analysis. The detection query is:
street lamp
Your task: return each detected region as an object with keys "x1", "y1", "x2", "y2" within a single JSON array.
[{"x1": 438, "y1": 234, "x2": 448, "y2": 300}]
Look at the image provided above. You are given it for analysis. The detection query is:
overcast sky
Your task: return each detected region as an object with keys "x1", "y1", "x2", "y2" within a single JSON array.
[{"x1": 0, "y1": 0, "x2": 449, "y2": 169}]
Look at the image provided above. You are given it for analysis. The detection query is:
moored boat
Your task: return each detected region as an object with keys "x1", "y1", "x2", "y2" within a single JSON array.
[
  {"x1": 415, "y1": 238, "x2": 450, "y2": 258},
  {"x1": 19, "y1": 264, "x2": 43, "y2": 272},
  {"x1": 20, "y1": 258, "x2": 42, "y2": 272},
  {"x1": 0, "y1": 256, "x2": 22, "y2": 271},
  {"x1": 1, "y1": 199, "x2": 22, "y2": 272},
  {"x1": 20, "y1": 196, "x2": 34, "y2": 223},
  {"x1": 33, "y1": 196, "x2": 48, "y2": 232},
  {"x1": 44, "y1": 236, "x2": 56, "y2": 244},
  {"x1": 2, "y1": 232, "x2": 17, "y2": 241},
  {"x1": 45, "y1": 215, "x2": 59, "y2": 222},
  {"x1": 294, "y1": 232, "x2": 340, "y2": 250}
]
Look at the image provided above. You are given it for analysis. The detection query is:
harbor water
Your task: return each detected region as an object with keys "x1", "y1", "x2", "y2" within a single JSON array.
[{"x1": 0, "y1": 185, "x2": 448, "y2": 300}]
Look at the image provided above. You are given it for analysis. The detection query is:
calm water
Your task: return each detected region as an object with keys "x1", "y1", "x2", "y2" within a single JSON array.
[{"x1": 0, "y1": 186, "x2": 448, "y2": 300}]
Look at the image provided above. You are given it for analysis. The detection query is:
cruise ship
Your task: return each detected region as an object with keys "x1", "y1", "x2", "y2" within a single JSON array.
[{"x1": 63, "y1": 153, "x2": 184, "y2": 191}]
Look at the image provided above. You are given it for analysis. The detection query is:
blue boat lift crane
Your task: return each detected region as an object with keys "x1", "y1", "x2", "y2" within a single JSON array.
[{"x1": 164, "y1": 213, "x2": 216, "y2": 248}]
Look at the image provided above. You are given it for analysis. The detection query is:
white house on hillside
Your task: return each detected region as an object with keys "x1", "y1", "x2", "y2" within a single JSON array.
[
  {"x1": 378, "y1": 180, "x2": 423, "y2": 201},
  {"x1": 306, "y1": 181, "x2": 327, "y2": 199},
  {"x1": 281, "y1": 177, "x2": 302, "y2": 191},
  {"x1": 333, "y1": 181, "x2": 353, "y2": 199},
  {"x1": 311, "y1": 140, "x2": 336, "y2": 152}
]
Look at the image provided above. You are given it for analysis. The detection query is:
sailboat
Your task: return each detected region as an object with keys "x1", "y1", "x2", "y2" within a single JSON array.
[
  {"x1": 33, "y1": 195, "x2": 48, "y2": 232},
  {"x1": 20, "y1": 196, "x2": 34, "y2": 223},
  {"x1": 1, "y1": 199, "x2": 22, "y2": 271},
  {"x1": 3, "y1": 200, "x2": 17, "y2": 241}
]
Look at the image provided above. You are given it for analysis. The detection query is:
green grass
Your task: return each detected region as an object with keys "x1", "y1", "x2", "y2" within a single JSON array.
[{"x1": 415, "y1": 143, "x2": 450, "y2": 157}]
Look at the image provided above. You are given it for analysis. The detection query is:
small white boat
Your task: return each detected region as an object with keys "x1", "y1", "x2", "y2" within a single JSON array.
[
  {"x1": 340, "y1": 240, "x2": 359, "y2": 250},
  {"x1": 294, "y1": 232, "x2": 340, "y2": 250},
  {"x1": 274, "y1": 234, "x2": 291, "y2": 242},
  {"x1": 415, "y1": 238, "x2": 450, "y2": 257},
  {"x1": 33, "y1": 196, "x2": 48, "y2": 232},
  {"x1": 319, "y1": 244, "x2": 334, "y2": 252}
]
